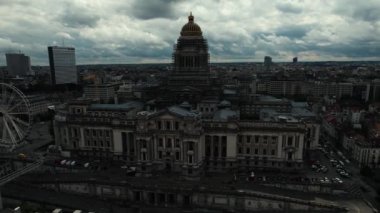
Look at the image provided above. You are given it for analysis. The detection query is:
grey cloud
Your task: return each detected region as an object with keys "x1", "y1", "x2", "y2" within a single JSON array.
[
  {"x1": 58, "y1": 9, "x2": 100, "y2": 28},
  {"x1": 334, "y1": 0, "x2": 380, "y2": 22},
  {"x1": 1, "y1": 0, "x2": 380, "y2": 65},
  {"x1": 131, "y1": 0, "x2": 178, "y2": 20},
  {"x1": 276, "y1": 3, "x2": 302, "y2": 14},
  {"x1": 275, "y1": 25, "x2": 310, "y2": 39},
  {"x1": 352, "y1": 6, "x2": 380, "y2": 22}
]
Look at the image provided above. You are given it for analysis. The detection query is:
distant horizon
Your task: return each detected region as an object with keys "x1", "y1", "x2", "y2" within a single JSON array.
[{"x1": 1, "y1": 59, "x2": 380, "y2": 68}]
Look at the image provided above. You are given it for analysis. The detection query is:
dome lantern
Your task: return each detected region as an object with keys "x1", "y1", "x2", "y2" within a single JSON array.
[{"x1": 180, "y1": 12, "x2": 202, "y2": 36}]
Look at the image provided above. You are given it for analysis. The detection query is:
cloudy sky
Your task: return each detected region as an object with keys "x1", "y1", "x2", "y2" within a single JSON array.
[{"x1": 1, "y1": 0, "x2": 380, "y2": 65}]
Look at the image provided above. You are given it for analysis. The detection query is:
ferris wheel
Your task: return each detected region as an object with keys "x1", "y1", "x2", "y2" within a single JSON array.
[{"x1": 0, "y1": 83, "x2": 32, "y2": 150}]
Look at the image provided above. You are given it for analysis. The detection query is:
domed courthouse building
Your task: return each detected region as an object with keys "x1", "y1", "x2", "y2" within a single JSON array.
[{"x1": 54, "y1": 14, "x2": 319, "y2": 178}]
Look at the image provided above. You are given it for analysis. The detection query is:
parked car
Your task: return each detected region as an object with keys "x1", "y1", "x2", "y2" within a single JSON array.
[
  {"x1": 334, "y1": 177, "x2": 343, "y2": 184},
  {"x1": 18, "y1": 153, "x2": 27, "y2": 160},
  {"x1": 322, "y1": 167, "x2": 329, "y2": 173},
  {"x1": 60, "y1": 160, "x2": 67, "y2": 165}
]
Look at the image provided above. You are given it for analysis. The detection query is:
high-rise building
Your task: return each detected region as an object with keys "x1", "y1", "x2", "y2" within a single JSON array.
[
  {"x1": 5, "y1": 53, "x2": 31, "y2": 77},
  {"x1": 264, "y1": 56, "x2": 272, "y2": 71},
  {"x1": 293, "y1": 57, "x2": 298, "y2": 63},
  {"x1": 48, "y1": 46, "x2": 77, "y2": 85}
]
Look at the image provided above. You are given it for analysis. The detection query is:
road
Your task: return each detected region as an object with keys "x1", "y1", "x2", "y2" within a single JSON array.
[{"x1": 321, "y1": 131, "x2": 379, "y2": 211}]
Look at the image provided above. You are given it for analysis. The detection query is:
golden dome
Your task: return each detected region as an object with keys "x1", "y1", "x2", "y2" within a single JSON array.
[{"x1": 180, "y1": 12, "x2": 202, "y2": 36}]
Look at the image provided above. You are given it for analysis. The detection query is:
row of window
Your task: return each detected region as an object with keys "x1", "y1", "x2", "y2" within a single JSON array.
[
  {"x1": 85, "y1": 129, "x2": 111, "y2": 137},
  {"x1": 238, "y1": 135, "x2": 278, "y2": 145},
  {"x1": 157, "y1": 151, "x2": 182, "y2": 161},
  {"x1": 199, "y1": 107, "x2": 215, "y2": 113},
  {"x1": 238, "y1": 147, "x2": 276, "y2": 156},
  {"x1": 137, "y1": 138, "x2": 195, "y2": 151},
  {"x1": 156, "y1": 120, "x2": 180, "y2": 130},
  {"x1": 158, "y1": 138, "x2": 180, "y2": 148},
  {"x1": 89, "y1": 111, "x2": 129, "y2": 117},
  {"x1": 85, "y1": 139, "x2": 112, "y2": 148}
]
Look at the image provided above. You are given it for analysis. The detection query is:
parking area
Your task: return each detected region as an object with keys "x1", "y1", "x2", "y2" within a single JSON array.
[{"x1": 306, "y1": 148, "x2": 353, "y2": 185}]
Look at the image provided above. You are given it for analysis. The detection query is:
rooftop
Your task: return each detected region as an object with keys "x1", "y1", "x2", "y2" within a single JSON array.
[
  {"x1": 213, "y1": 108, "x2": 238, "y2": 121},
  {"x1": 167, "y1": 106, "x2": 199, "y2": 117},
  {"x1": 88, "y1": 101, "x2": 143, "y2": 111}
]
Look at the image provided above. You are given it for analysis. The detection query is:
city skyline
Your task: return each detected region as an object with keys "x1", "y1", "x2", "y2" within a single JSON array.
[{"x1": 0, "y1": 0, "x2": 380, "y2": 66}]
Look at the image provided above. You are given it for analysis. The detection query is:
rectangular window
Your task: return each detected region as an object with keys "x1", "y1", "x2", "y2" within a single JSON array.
[
  {"x1": 246, "y1": 148, "x2": 250, "y2": 154},
  {"x1": 158, "y1": 151, "x2": 162, "y2": 159},
  {"x1": 238, "y1": 135, "x2": 243, "y2": 143},
  {"x1": 221, "y1": 136, "x2": 227, "y2": 157},
  {"x1": 158, "y1": 138, "x2": 163, "y2": 147},
  {"x1": 272, "y1": 136, "x2": 277, "y2": 144},
  {"x1": 157, "y1": 121, "x2": 162, "y2": 130},
  {"x1": 175, "y1": 122, "x2": 179, "y2": 130},
  {"x1": 271, "y1": 149, "x2": 275, "y2": 155},
  {"x1": 188, "y1": 155, "x2": 193, "y2": 164},
  {"x1": 263, "y1": 149, "x2": 267, "y2": 155},
  {"x1": 214, "y1": 147, "x2": 218, "y2": 157},
  {"x1": 288, "y1": 136, "x2": 293, "y2": 146},
  {"x1": 188, "y1": 142, "x2": 194, "y2": 151},
  {"x1": 175, "y1": 139, "x2": 180, "y2": 147},
  {"x1": 166, "y1": 121, "x2": 171, "y2": 130},
  {"x1": 263, "y1": 136, "x2": 268, "y2": 144},
  {"x1": 176, "y1": 152, "x2": 180, "y2": 160},
  {"x1": 246, "y1": 135, "x2": 251, "y2": 143},
  {"x1": 166, "y1": 138, "x2": 172, "y2": 148},
  {"x1": 255, "y1": 136, "x2": 260, "y2": 144},
  {"x1": 255, "y1": 149, "x2": 258, "y2": 154},
  {"x1": 238, "y1": 147, "x2": 242, "y2": 154}
]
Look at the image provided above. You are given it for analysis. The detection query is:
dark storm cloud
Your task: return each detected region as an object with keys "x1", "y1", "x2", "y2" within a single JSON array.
[
  {"x1": 276, "y1": 3, "x2": 302, "y2": 14},
  {"x1": 131, "y1": 0, "x2": 178, "y2": 20}
]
